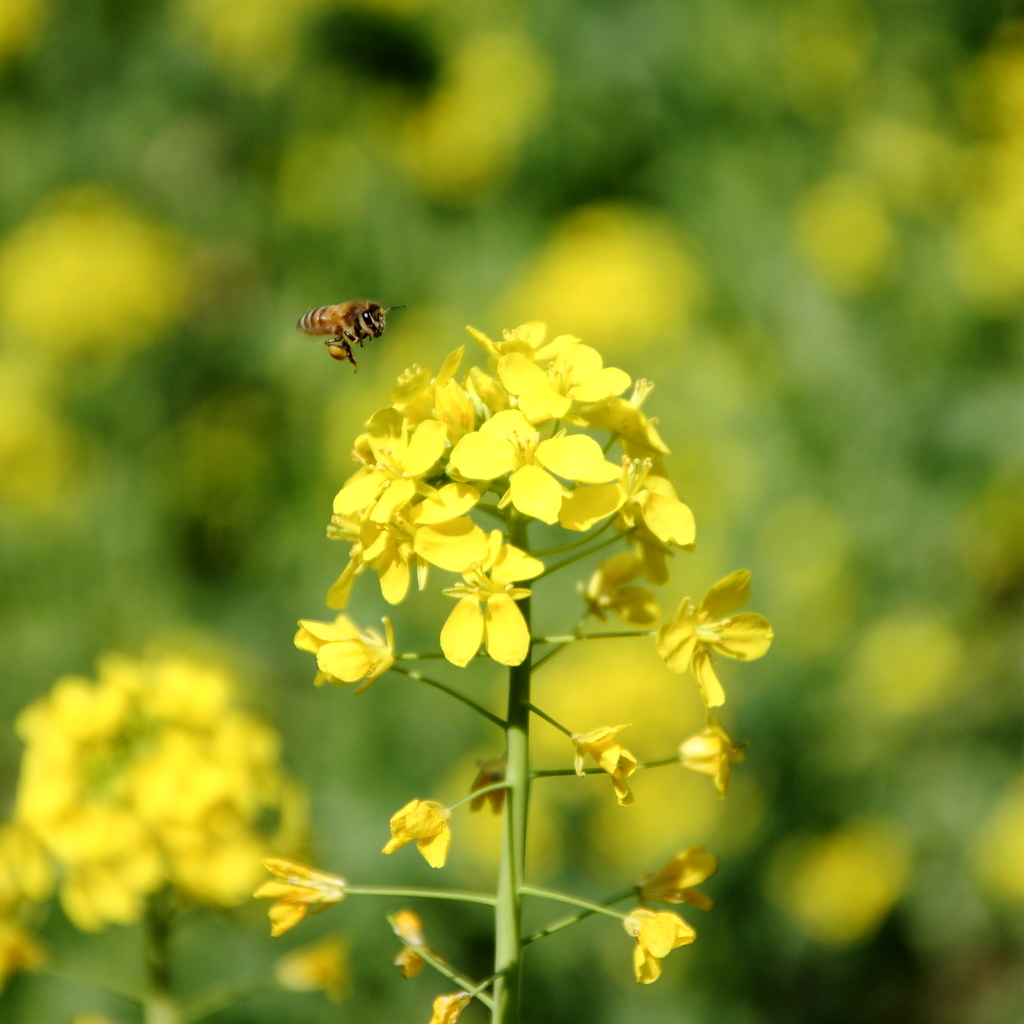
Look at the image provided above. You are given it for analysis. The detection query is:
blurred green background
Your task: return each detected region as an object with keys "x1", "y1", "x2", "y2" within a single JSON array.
[{"x1": 1, "y1": 0, "x2": 1022, "y2": 1021}]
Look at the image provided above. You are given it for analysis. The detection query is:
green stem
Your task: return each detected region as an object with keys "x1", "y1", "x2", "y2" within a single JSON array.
[
  {"x1": 530, "y1": 517, "x2": 615, "y2": 557},
  {"x1": 43, "y1": 966, "x2": 145, "y2": 1004},
  {"x1": 388, "y1": 665, "x2": 506, "y2": 729},
  {"x1": 144, "y1": 891, "x2": 180, "y2": 1024},
  {"x1": 414, "y1": 946, "x2": 496, "y2": 1010},
  {"x1": 492, "y1": 514, "x2": 531, "y2": 1024},
  {"x1": 527, "y1": 703, "x2": 574, "y2": 738},
  {"x1": 532, "y1": 629, "x2": 657, "y2": 645},
  {"x1": 530, "y1": 610, "x2": 591, "y2": 673},
  {"x1": 180, "y1": 979, "x2": 275, "y2": 1024},
  {"x1": 448, "y1": 781, "x2": 509, "y2": 813},
  {"x1": 522, "y1": 888, "x2": 636, "y2": 946},
  {"x1": 536, "y1": 531, "x2": 627, "y2": 580},
  {"x1": 345, "y1": 886, "x2": 497, "y2": 907},
  {"x1": 532, "y1": 755, "x2": 680, "y2": 778},
  {"x1": 518, "y1": 886, "x2": 628, "y2": 921}
]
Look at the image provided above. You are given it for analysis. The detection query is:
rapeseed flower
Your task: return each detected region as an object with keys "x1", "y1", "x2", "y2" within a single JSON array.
[
  {"x1": 467, "y1": 321, "x2": 566, "y2": 362},
  {"x1": 294, "y1": 615, "x2": 395, "y2": 693},
  {"x1": 383, "y1": 800, "x2": 452, "y2": 868},
  {"x1": 579, "y1": 549, "x2": 659, "y2": 625},
  {"x1": 275, "y1": 934, "x2": 349, "y2": 1000},
  {"x1": 389, "y1": 908, "x2": 426, "y2": 978},
  {"x1": 0, "y1": 919, "x2": 45, "y2": 993},
  {"x1": 16, "y1": 655, "x2": 298, "y2": 930},
  {"x1": 470, "y1": 758, "x2": 507, "y2": 813},
  {"x1": 448, "y1": 409, "x2": 619, "y2": 524},
  {"x1": 657, "y1": 570, "x2": 773, "y2": 706},
  {"x1": 679, "y1": 713, "x2": 745, "y2": 797},
  {"x1": 0, "y1": 821, "x2": 53, "y2": 910},
  {"x1": 441, "y1": 533, "x2": 544, "y2": 666},
  {"x1": 572, "y1": 725, "x2": 637, "y2": 806},
  {"x1": 637, "y1": 846, "x2": 718, "y2": 909},
  {"x1": 334, "y1": 409, "x2": 447, "y2": 523},
  {"x1": 254, "y1": 858, "x2": 347, "y2": 937},
  {"x1": 390, "y1": 349, "x2": 476, "y2": 443},
  {"x1": 496, "y1": 340, "x2": 631, "y2": 423},
  {"x1": 429, "y1": 991, "x2": 472, "y2": 1024},
  {"x1": 622, "y1": 908, "x2": 696, "y2": 983}
]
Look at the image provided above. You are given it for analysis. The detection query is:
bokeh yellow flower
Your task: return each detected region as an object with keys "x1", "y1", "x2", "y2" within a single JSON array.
[
  {"x1": 440, "y1": 533, "x2": 543, "y2": 666},
  {"x1": 274, "y1": 933, "x2": 349, "y2": 1000},
  {"x1": 0, "y1": 188, "x2": 184, "y2": 355},
  {"x1": 0, "y1": 919, "x2": 45, "y2": 994},
  {"x1": 657, "y1": 570, "x2": 773, "y2": 706},
  {"x1": 389, "y1": 908, "x2": 426, "y2": 978},
  {"x1": 0, "y1": 0, "x2": 46, "y2": 63},
  {"x1": 383, "y1": 800, "x2": 452, "y2": 868},
  {"x1": 470, "y1": 758, "x2": 507, "y2": 814},
  {"x1": 679, "y1": 713, "x2": 746, "y2": 798},
  {"x1": 448, "y1": 409, "x2": 619, "y2": 524},
  {"x1": 0, "y1": 821, "x2": 53, "y2": 910},
  {"x1": 294, "y1": 615, "x2": 395, "y2": 693},
  {"x1": 428, "y1": 990, "x2": 472, "y2": 1024},
  {"x1": 572, "y1": 725, "x2": 637, "y2": 806},
  {"x1": 622, "y1": 907, "x2": 695, "y2": 984},
  {"x1": 254, "y1": 858, "x2": 347, "y2": 937},
  {"x1": 579, "y1": 549, "x2": 660, "y2": 626},
  {"x1": 16, "y1": 654, "x2": 298, "y2": 930},
  {"x1": 637, "y1": 846, "x2": 717, "y2": 910}
]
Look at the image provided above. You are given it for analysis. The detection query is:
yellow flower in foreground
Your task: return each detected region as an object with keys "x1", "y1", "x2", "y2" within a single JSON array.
[
  {"x1": 448, "y1": 409, "x2": 619, "y2": 524},
  {"x1": 580, "y1": 549, "x2": 659, "y2": 626},
  {"x1": 0, "y1": 918, "x2": 45, "y2": 993},
  {"x1": 254, "y1": 858, "x2": 347, "y2": 937},
  {"x1": 497, "y1": 341, "x2": 631, "y2": 423},
  {"x1": 429, "y1": 991, "x2": 472, "y2": 1024},
  {"x1": 334, "y1": 409, "x2": 448, "y2": 523},
  {"x1": 680, "y1": 712, "x2": 746, "y2": 798},
  {"x1": 637, "y1": 846, "x2": 718, "y2": 910},
  {"x1": 441, "y1": 533, "x2": 544, "y2": 667},
  {"x1": 656, "y1": 570, "x2": 773, "y2": 706},
  {"x1": 383, "y1": 800, "x2": 452, "y2": 868},
  {"x1": 389, "y1": 908, "x2": 426, "y2": 978},
  {"x1": 0, "y1": 821, "x2": 53, "y2": 911},
  {"x1": 275, "y1": 934, "x2": 349, "y2": 1001},
  {"x1": 572, "y1": 725, "x2": 637, "y2": 806},
  {"x1": 467, "y1": 321, "x2": 567, "y2": 362},
  {"x1": 622, "y1": 908, "x2": 695, "y2": 984},
  {"x1": 390, "y1": 347, "x2": 476, "y2": 443},
  {"x1": 294, "y1": 615, "x2": 395, "y2": 693}
]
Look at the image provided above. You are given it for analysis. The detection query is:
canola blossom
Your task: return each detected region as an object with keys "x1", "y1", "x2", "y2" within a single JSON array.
[{"x1": 275, "y1": 321, "x2": 773, "y2": 1022}]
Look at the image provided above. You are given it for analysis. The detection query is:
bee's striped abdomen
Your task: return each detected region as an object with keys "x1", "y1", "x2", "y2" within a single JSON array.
[{"x1": 297, "y1": 305, "x2": 339, "y2": 335}]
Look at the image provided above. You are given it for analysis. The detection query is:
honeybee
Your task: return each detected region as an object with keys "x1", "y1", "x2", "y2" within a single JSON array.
[{"x1": 296, "y1": 300, "x2": 404, "y2": 370}]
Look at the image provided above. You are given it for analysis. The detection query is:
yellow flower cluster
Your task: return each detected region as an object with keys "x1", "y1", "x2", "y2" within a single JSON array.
[
  {"x1": 0, "y1": 820, "x2": 50, "y2": 993},
  {"x1": 301, "y1": 322, "x2": 702, "y2": 679},
  {"x1": 14, "y1": 653, "x2": 302, "y2": 931}
]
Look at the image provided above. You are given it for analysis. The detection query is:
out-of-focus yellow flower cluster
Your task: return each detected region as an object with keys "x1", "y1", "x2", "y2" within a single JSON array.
[
  {"x1": 0, "y1": 0, "x2": 46, "y2": 63},
  {"x1": 13, "y1": 653, "x2": 303, "y2": 931}
]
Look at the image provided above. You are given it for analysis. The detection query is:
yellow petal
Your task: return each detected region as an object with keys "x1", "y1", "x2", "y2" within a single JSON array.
[
  {"x1": 316, "y1": 641, "x2": 373, "y2": 683},
  {"x1": 516, "y1": 388, "x2": 573, "y2": 424},
  {"x1": 466, "y1": 325, "x2": 499, "y2": 357},
  {"x1": 612, "y1": 772, "x2": 634, "y2": 806},
  {"x1": 533, "y1": 332, "x2": 578, "y2": 360},
  {"x1": 484, "y1": 593, "x2": 530, "y2": 666},
  {"x1": 536, "y1": 434, "x2": 620, "y2": 483},
  {"x1": 509, "y1": 465, "x2": 563, "y2": 524},
  {"x1": 269, "y1": 901, "x2": 308, "y2": 937},
  {"x1": 610, "y1": 585, "x2": 660, "y2": 626},
  {"x1": 480, "y1": 408, "x2": 536, "y2": 444},
  {"x1": 295, "y1": 616, "x2": 360, "y2": 647},
  {"x1": 413, "y1": 518, "x2": 488, "y2": 572},
  {"x1": 370, "y1": 477, "x2": 416, "y2": 523},
  {"x1": 410, "y1": 483, "x2": 481, "y2": 524},
  {"x1": 441, "y1": 597, "x2": 484, "y2": 667},
  {"x1": 633, "y1": 943, "x2": 661, "y2": 984},
  {"x1": 554, "y1": 342, "x2": 603, "y2": 381},
  {"x1": 416, "y1": 827, "x2": 451, "y2": 868},
  {"x1": 490, "y1": 544, "x2": 545, "y2": 584},
  {"x1": 333, "y1": 468, "x2": 386, "y2": 515},
  {"x1": 448, "y1": 430, "x2": 515, "y2": 481},
  {"x1": 559, "y1": 483, "x2": 625, "y2": 531},
  {"x1": 497, "y1": 352, "x2": 550, "y2": 395},
  {"x1": 690, "y1": 647, "x2": 725, "y2": 707},
  {"x1": 571, "y1": 366, "x2": 631, "y2": 402},
  {"x1": 378, "y1": 547, "x2": 410, "y2": 605},
  {"x1": 715, "y1": 612, "x2": 774, "y2": 660},
  {"x1": 435, "y1": 346, "x2": 465, "y2": 385},
  {"x1": 325, "y1": 558, "x2": 359, "y2": 610},
  {"x1": 697, "y1": 570, "x2": 751, "y2": 620},
  {"x1": 639, "y1": 489, "x2": 695, "y2": 548},
  {"x1": 401, "y1": 418, "x2": 448, "y2": 476},
  {"x1": 656, "y1": 616, "x2": 698, "y2": 674}
]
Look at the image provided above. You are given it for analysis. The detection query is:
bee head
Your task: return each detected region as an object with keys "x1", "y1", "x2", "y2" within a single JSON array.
[{"x1": 360, "y1": 303, "x2": 386, "y2": 338}]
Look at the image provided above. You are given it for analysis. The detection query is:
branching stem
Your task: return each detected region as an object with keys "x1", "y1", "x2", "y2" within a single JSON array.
[
  {"x1": 522, "y1": 888, "x2": 636, "y2": 946},
  {"x1": 532, "y1": 755, "x2": 680, "y2": 778},
  {"x1": 518, "y1": 886, "x2": 628, "y2": 921},
  {"x1": 345, "y1": 886, "x2": 497, "y2": 907},
  {"x1": 527, "y1": 703, "x2": 574, "y2": 738},
  {"x1": 388, "y1": 665, "x2": 506, "y2": 729},
  {"x1": 536, "y1": 531, "x2": 628, "y2": 579},
  {"x1": 448, "y1": 781, "x2": 509, "y2": 813}
]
